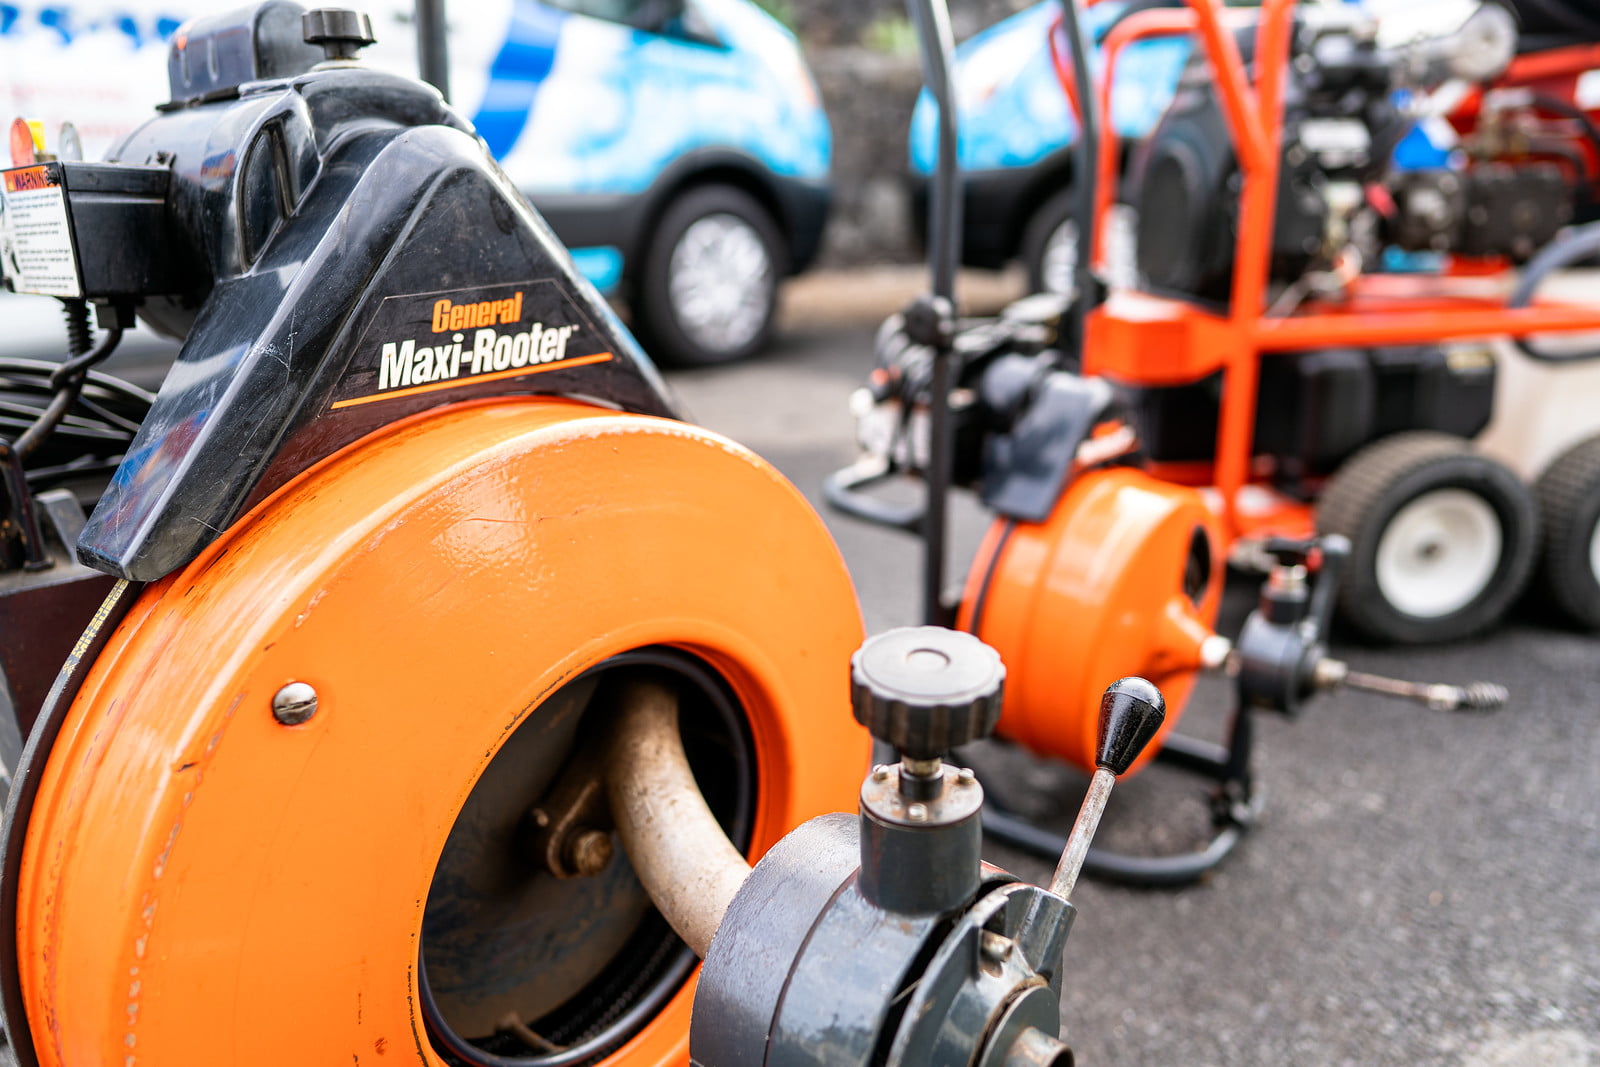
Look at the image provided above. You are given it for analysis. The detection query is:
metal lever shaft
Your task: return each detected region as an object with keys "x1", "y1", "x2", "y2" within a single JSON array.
[
  {"x1": 1049, "y1": 767, "x2": 1116, "y2": 902},
  {"x1": 1050, "y1": 677, "x2": 1165, "y2": 900}
]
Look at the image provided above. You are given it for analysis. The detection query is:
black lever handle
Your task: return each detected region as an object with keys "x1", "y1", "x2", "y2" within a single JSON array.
[{"x1": 1096, "y1": 676, "x2": 1166, "y2": 775}]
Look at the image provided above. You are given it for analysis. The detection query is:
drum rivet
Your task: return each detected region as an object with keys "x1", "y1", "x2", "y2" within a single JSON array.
[{"x1": 272, "y1": 682, "x2": 319, "y2": 725}]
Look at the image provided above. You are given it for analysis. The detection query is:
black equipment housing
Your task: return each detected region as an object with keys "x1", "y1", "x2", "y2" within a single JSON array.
[
  {"x1": 30, "y1": 5, "x2": 674, "y2": 584},
  {"x1": 0, "y1": 8, "x2": 682, "y2": 1063},
  {"x1": 1119, "y1": 344, "x2": 1496, "y2": 489}
]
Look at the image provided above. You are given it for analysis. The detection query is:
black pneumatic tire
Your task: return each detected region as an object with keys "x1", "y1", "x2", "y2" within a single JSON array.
[
  {"x1": 1317, "y1": 432, "x2": 1538, "y2": 645},
  {"x1": 1020, "y1": 187, "x2": 1079, "y2": 297},
  {"x1": 1533, "y1": 435, "x2": 1600, "y2": 629},
  {"x1": 630, "y1": 184, "x2": 785, "y2": 368}
]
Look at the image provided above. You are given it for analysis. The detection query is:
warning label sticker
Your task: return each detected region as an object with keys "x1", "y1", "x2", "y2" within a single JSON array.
[{"x1": 0, "y1": 163, "x2": 82, "y2": 298}]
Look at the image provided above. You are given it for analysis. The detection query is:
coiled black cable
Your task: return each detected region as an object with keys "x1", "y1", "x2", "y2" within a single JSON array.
[{"x1": 0, "y1": 355, "x2": 151, "y2": 491}]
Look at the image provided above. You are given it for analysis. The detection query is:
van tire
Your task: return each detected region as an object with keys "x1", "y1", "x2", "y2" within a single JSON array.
[
  {"x1": 1021, "y1": 188, "x2": 1079, "y2": 296},
  {"x1": 632, "y1": 184, "x2": 784, "y2": 367}
]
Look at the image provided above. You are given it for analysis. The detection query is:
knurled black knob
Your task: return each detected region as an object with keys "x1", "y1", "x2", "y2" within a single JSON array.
[
  {"x1": 1262, "y1": 536, "x2": 1315, "y2": 569},
  {"x1": 850, "y1": 626, "x2": 1005, "y2": 760},
  {"x1": 302, "y1": 8, "x2": 375, "y2": 60}
]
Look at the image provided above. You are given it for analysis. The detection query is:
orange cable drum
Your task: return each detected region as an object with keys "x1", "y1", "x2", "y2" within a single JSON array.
[
  {"x1": 959, "y1": 468, "x2": 1222, "y2": 776},
  {"x1": 17, "y1": 397, "x2": 867, "y2": 1067}
]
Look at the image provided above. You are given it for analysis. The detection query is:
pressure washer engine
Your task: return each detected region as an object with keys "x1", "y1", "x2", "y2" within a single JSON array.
[{"x1": 1133, "y1": 2, "x2": 1574, "y2": 305}]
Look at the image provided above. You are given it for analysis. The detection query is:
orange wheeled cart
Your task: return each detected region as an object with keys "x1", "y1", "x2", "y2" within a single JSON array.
[{"x1": 831, "y1": 0, "x2": 1532, "y2": 885}]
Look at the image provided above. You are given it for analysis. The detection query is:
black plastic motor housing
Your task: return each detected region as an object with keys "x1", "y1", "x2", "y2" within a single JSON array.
[
  {"x1": 166, "y1": 0, "x2": 327, "y2": 104},
  {"x1": 1117, "y1": 344, "x2": 1495, "y2": 488},
  {"x1": 1130, "y1": 14, "x2": 1405, "y2": 307},
  {"x1": 1132, "y1": 76, "x2": 1329, "y2": 306},
  {"x1": 57, "y1": 2, "x2": 676, "y2": 582}
]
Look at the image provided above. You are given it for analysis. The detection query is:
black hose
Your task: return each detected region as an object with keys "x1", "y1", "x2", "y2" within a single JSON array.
[
  {"x1": 1524, "y1": 138, "x2": 1592, "y2": 192},
  {"x1": 1507, "y1": 220, "x2": 1600, "y2": 362},
  {"x1": 1529, "y1": 92, "x2": 1600, "y2": 177},
  {"x1": 15, "y1": 319, "x2": 125, "y2": 461}
]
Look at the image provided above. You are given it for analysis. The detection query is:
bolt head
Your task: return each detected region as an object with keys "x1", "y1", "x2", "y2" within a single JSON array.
[
  {"x1": 272, "y1": 682, "x2": 319, "y2": 725},
  {"x1": 906, "y1": 802, "x2": 929, "y2": 822},
  {"x1": 980, "y1": 930, "x2": 1014, "y2": 963},
  {"x1": 565, "y1": 829, "x2": 614, "y2": 877}
]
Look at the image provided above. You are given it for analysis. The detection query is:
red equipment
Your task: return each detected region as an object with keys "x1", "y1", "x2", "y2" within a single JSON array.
[{"x1": 1068, "y1": 0, "x2": 1600, "y2": 643}]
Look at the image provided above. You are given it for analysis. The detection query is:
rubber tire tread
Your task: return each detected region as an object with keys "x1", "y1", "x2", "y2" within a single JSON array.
[
  {"x1": 630, "y1": 183, "x2": 784, "y2": 368},
  {"x1": 1021, "y1": 187, "x2": 1077, "y2": 296},
  {"x1": 1317, "y1": 431, "x2": 1537, "y2": 645},
  {"x1": 1532, "y1": 434, "x2": 1600, "y2": 629}
]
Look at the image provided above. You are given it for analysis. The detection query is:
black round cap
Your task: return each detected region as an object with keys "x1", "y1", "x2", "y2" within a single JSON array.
[
  {"x1": 302, "y1": 8, "x2": 375, "y2": 56},
  {"x1": 1096, "y1": 677, "x2": 1166, "y2": 775},
  {"x1": 850, "y1": 626, "x2": 1005, "y2": 759}
]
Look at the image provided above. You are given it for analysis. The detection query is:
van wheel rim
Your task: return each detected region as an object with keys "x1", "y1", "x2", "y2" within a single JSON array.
[
  {"x1": 1041, "y1": 218, "x2": 1078, "y2": 295},
  {"x1": 668, "y1": 213, "x2": 772, "y2": 353},
  {"x1": 1374, "y1": 488, "x2": 1502, "y2": 619}
]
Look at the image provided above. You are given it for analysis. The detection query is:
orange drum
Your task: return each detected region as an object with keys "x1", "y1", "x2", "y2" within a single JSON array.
[
  {"x1": 16, "y1": 397, "x2": 867, "y2": 1067},
  {"x1": 959, "y1": 467, "x2": 1222, "y2": 775}
]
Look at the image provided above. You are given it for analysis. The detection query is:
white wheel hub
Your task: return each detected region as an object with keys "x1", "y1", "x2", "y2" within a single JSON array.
[
  {"x1": 1041, "y1": 217, "x2": 1078, "y2": 296},
  {"x1": 1588, "y1": 513, "x2": 1600, "y2": 586},
  {"x1": 668, "y1": 212, "x2": 772, "y2": 354},
  {"x1": 1375, "y1": 488, "x2": 1502, "y2": 618}
]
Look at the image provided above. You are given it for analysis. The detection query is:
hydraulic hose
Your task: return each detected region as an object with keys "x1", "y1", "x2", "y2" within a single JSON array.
[
  {"x1": 1528, "y1": 92, "x2": 1600, "y2": 172},
  {"x1": 1507, "y1": 220, "x2": 1600, "y2": 363}
]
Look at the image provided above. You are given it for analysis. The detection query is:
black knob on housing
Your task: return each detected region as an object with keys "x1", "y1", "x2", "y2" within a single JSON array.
[
  {"x1": 851, "y1": 626, "x2": 1005, "y2": 759},
  {"x1": 1096, "y1": 677, "x2": 1166, "y2": 775},
  {"x1": 1263, "y1": 536, "x2": 1315, "y2": 568},
  {"x1": 302, "y1": 8, "x2": 375, "y2": 60}
]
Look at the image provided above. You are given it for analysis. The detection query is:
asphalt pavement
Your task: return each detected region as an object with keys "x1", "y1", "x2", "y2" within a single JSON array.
[
  {"x1": 2, "y1": 273, "x2": 1597, "y2": 1065},
  {"x1": 666, "y1": 277, "x2": 1600, "y2": 1067}
]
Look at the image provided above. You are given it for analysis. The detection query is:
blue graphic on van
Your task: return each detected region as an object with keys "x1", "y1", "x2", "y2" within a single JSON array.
[
  {"x1": 473, "y1": 0, "x2": 564, "y2": 159},
  {"x1": 2, "y1": 0, "x2": 830, "y2": 361},
  {"x1": 909, "y1": 1, "x2": 1191, "y2": 176},
  {"x1": 0, "y1": 6, "x2": 184, "y2": 43}
]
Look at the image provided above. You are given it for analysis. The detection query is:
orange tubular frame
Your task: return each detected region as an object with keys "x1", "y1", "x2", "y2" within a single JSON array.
[{"x1": 1069, "y1": 0, "x2": 1600, "y2": 542}]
